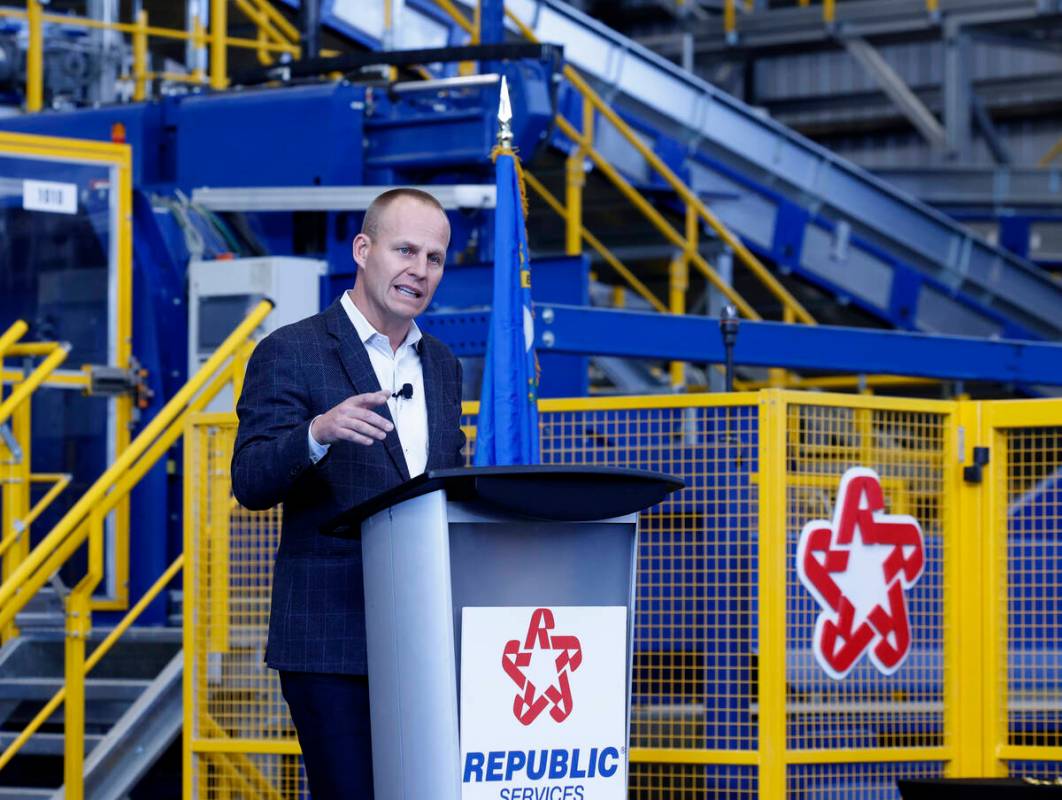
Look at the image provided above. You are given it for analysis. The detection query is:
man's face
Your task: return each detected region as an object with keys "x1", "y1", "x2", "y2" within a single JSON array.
[{"x1": 352, "y1": 196, "x2": 450, "y2": 331}]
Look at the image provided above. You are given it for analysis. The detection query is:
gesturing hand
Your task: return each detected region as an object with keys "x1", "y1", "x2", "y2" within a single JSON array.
[{"x1": 310, "y1": 390, "x2": 394, "y2": 447}]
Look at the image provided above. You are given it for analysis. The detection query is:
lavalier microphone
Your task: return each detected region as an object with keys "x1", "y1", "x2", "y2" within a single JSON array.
[{"x1": 392, "y1": 383, "x2": 414, "y2": 400}]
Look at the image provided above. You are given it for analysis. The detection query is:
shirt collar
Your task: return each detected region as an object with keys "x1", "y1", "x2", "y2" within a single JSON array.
[{"x1": 341, "y1": 290, "x2": 422, "y2": 350}]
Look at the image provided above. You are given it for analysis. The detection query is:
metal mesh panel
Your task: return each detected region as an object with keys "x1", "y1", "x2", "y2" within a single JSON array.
[
  {"x1": 187, "y1": 418, "x2": 300, "y2": 800},
  {"x1": 185, "y1": 393, "x2": 986, "y2": 799},
  {"x1": 629, "y1": 762, "x2": 757, "y2": 798},
  {"x1": 535, "y1": 402, "x2": 760, "y2": 754},
  {"x1": 1003, "y1": 427, "x2": 1062, "y2": 750},
  {"x1": 785, "y1": 404, "x2": 949, "y2": 754},
  {"x1": 787, "y1": 761, "x2": 945, "y2": 799},
  {"x1": 194, "y1": 752, "x2": 307, "y2": 800},
  {"x1": 1007, "y1": 759, "x2": 1062, "y2": 780}
]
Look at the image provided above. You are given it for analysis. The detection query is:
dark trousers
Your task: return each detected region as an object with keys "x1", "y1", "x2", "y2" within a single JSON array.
[{"x1": 279, "y1": 670, "x2": 374, "y2": 800}]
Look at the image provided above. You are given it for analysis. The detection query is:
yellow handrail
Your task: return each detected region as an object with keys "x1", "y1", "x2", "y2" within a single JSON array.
[
  {"x1": 1, "y1": 302, "x2": 267, "y2": 797},
  {"x1": 0, "y1": 321, "x2": 28, "y2": 358},
  {"x1": 1039, "y1": 136, "x2": 1062, "y2": 167},
  {"x1": 556, "y1": 65, "x2": 815, "y2": 324},
  {"x1": 428, "y1": 1, "x2": 815, "y2": 325},
  {"x1": 0, "y1": 300, "x2": 272, "y2": 631},
  {"x1": 523, "y1": 169, "x2": 668, "y2": 313},
  {"x1": 555, "y1": 114, "x2": 761, "y2": 320},
  {"x1": 0, "y1": 474, "x2": 70, "y2": 561},
  {"x1": 10, "y1": 1, "x2": 302, "y2": 107},
  {"x1": 0, "y1": 344, "x2": 68, "y2": 428},
  {"x1": 0, "y1": 553, "x2": 183, "y2": 773}
]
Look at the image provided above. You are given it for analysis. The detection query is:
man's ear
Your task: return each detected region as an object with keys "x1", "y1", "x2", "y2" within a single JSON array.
[{"x1": 352, "y1": 233, "x2": 370, "y2": 267}]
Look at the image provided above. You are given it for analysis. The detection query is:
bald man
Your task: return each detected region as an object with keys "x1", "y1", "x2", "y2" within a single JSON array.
[{"x1": 232, "y1": 188, "x2": 466, "y2": 799}]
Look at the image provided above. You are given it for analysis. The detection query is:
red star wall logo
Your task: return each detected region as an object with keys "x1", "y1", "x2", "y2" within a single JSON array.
[
  {"x1": 796, "y1": 467, "x2": 925, "y2": 680},
  {"x1": 501, "y1": 608, "x2": 583, "y2": 726}
]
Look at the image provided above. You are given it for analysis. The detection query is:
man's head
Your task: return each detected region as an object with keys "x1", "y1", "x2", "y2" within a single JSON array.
[{"x1": 350, "y1": 188, "x2": 450, "y2": 341}]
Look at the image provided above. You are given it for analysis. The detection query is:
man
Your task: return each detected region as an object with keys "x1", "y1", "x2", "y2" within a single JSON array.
[{"x1": 231, "y1": 188, "x2": 466, "y2": 799}]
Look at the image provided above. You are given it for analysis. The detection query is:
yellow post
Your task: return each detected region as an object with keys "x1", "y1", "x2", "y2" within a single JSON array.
[
  {"x1": 669, "y1": 205, "x2": 695, "y2": 389},
  {"x1": 210, "y1": 0, "x2": 228, "y2": 90},
  {"x1": 950, "y1": 399, "x2": 984, "y2": 776},
  {"x1": 110, "y1": 141, "x2": 134, "y2": 611},
  {"x1": 757, "y1": 390, "x2": 788, "y2": 800},
  {"x1": 823, "y1": 0, "x2": 836, "y2": 24},
  {"x1": 26, "y1": 0, "x2": 43, "y2": 111},
  {"x1": 133, "y1": 10, "x2": 149, "y2": 101},
  {"x1": 980, "y1": 405, "x2": 1008, "y2": 777},
  {"x1": 9, "y1": 401, "x2": 30, "y2": 587},
  {"x1": 799, "y1": 0, "x2": 810, "y2": 6},
  {"x1": 724, "y1": 0, "x2": 737, "y2": 36},
  {"x1": 565, "y1": 96, "x2": 592, "y2": 256},
  {"x1": 63, "y1": 587, "x2": 88, "y2": 800},
  {"x1": 0, "y1": 404, "x2": 26, "y2": 641},
  {"x1": 64, "y1": 512, "x2": 102, "y2": 800},
  {"x1": 208, "y1": 431, "x2": 231, "y2": 654},
  {"x1": 192, "y1": 14, "x2": 207, "y2": 84},
  {"x1": 926, "y1": 0, "x2": 940, "y2": 12}
]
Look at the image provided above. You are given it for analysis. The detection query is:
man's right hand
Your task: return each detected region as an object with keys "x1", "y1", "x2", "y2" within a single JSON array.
[{"x1": 310, "y1": 390, "x2": 394, "y2": 446}]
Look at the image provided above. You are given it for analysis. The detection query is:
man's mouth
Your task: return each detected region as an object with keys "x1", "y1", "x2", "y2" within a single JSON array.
[{"x1": 394, "y1": 285, "x2": 422, "y2": 299}]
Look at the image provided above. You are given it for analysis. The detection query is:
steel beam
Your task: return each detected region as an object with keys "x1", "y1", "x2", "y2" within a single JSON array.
[
  {"x1": 943, "y1": 20, "x2": 973, "y2": 161},
  {"x1": 971, "y1": 94, "x2": 1013, "y2": 167},
  {"x1": 843, "y1": 37, "x2": 948, "y2": 152},
  {"x1": 873, "y1": 167, "x2": 1062, "y2": 212},
  {"x1": 420, "y1": 305, "x2": 1062, "y2": 385},
  {"x1": 637, "y1": 0, "x2": 1060, "y2": 57},
  {"x1": 191, "y1": 184, "x2": 497, "y2": 211}
]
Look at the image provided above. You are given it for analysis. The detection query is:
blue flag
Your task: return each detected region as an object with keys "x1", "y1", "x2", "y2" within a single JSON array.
[{"x1": 473, "y1": 149, "x2": 540, "y2": 466}]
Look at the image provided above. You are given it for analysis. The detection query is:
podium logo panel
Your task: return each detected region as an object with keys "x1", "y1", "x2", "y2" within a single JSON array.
[{"x1": 461, "y1": 606, "x2": 627, "y2": 800}]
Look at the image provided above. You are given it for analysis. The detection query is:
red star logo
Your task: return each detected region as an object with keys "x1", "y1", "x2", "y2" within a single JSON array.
[
  {"x1": 501, "y1": 608, "x2": 583, "y2": 726},
  {"x1": 796, "y1": 467, "x2": 925, "y2": 679}
]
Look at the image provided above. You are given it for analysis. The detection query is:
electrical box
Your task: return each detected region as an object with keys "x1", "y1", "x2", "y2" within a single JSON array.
[{"x1": 189, "y1": 257, "x2": 327, "y2": 412}]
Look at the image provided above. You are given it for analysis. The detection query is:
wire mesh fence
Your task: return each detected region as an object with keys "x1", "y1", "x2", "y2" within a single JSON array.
[{"x1": 184, "y1": 393, "x2": 1062, "y2": 799}]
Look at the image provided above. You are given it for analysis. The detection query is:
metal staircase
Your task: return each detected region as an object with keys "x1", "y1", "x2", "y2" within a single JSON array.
[
  {"x1": 0, "y1": 591, "x2": 181, "y2": 800},
  {"x1": 311, "y1": 0, "x2": 1062, "y2": 341}
]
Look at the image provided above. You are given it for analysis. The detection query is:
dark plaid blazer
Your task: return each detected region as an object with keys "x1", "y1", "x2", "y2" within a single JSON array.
[{"x1": 231, "y1": 297, "x2": 465, "y2": 674}]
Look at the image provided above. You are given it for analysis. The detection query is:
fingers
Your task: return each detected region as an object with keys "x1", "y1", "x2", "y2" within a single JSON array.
[
  {"x1": 334, "y1": 428, "x2": 375, "y2": 447},
  {"x1": 349, "y1": 390, "x2": 392, "y2": 408},
  {"x1": 337, "y1": 415, "x2": 390, "y2": 441}
]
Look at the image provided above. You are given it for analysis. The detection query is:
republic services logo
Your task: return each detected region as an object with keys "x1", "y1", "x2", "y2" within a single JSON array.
[
  {"x1": 796, "y1": 467, "x2": 925, "y2": 680},
  {"x1": 501, "y1": 608, "x2": 583, "y2": 726}
]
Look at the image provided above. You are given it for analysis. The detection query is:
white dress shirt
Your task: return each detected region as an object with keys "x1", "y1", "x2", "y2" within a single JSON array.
[{"x1": 307, "y1": 291, "x2": 429, "y2": 476}]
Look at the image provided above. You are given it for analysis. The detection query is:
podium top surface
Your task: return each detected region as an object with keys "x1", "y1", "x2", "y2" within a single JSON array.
[{"x1": 323, "y1": 465, "x2": 684, "y2": 537}]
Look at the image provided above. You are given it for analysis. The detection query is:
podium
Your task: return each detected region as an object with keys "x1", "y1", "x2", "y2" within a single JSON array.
[{"x1": 324, "y1": 465, "x2": 683, "y2": 800}]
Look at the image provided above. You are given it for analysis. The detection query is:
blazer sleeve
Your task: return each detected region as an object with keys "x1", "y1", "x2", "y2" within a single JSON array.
[{"x1": 231, "y1": 330, "x2": 316, "y2": 510}]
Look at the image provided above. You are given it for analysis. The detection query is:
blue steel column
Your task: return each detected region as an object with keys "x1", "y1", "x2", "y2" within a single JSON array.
[
  {"x1": 479, "y1": 0, "x2": 504, "y2": 45},
  {"x1": 480, "y1": 0, "x2": 505, "y2": 77}
]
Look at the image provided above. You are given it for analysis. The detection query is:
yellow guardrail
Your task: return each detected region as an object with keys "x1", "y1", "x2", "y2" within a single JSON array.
[
  {"x1": 724, "y1": 0, "x2": 941, "y2": 32},
  {"x1": 5, "y1": 0, "x2": 302, "y2": 107},
  {"x1": 0, "y1": 324, "x2": 73, "y2": 639},
  {"x1": 0, "y1": 300, "x2": 270, "y2": 800},
  {"x1": 432, "y1": 0, "x2": 814, "y2": 328}
]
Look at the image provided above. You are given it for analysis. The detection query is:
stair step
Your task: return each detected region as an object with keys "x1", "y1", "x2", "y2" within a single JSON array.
[
  {"x1": 0, "y1": 678, "x2": 150, "y2": 701},
  {"x1": 0, "y1": 789, "x2": 54, "y2": 799},
  {"x1": 0, "y1": 730, "x2": 104, "y2": 756}
]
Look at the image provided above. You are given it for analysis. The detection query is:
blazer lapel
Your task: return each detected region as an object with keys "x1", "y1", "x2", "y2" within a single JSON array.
[
  {"x1": 420, "y1": 338, "x2": 443, "y2": 471},
  {"x1": 325, "y1": 299, "x2": 411, "y2": 483}
]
